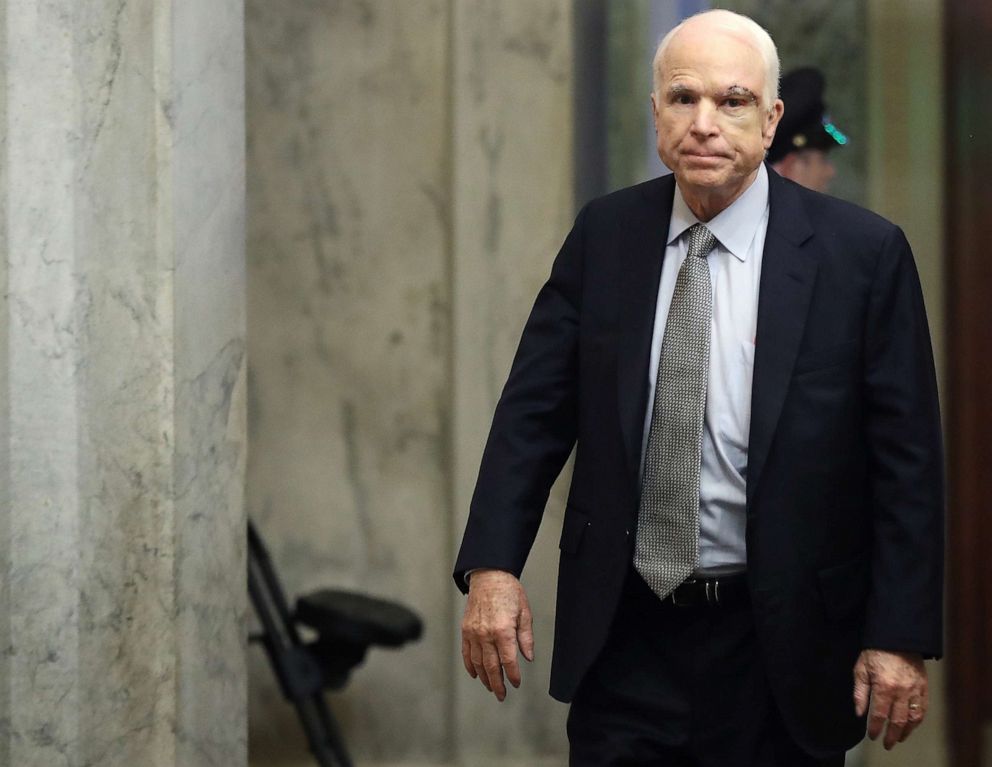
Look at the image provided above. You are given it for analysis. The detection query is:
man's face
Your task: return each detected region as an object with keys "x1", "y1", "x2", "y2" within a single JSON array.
[
  {"x1": 776, "y1": 149, "x2": 836, "y2": 193},
  {"x1": 652, "y1": 23, "x2": 783, "y2": 205}
]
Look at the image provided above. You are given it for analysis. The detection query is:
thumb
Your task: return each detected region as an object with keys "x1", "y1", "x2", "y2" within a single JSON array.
[
  {"x1": 853, "y1": 656, "x2": 871, "y2": 717},
  {"x1": 517, "y1": 599, "x2": 535, "y2": 662}
]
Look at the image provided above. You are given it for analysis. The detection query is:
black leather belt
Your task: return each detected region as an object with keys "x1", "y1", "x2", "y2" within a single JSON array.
[{"x1": 669, "y1": 574, "x2": 749, "y2": 607}]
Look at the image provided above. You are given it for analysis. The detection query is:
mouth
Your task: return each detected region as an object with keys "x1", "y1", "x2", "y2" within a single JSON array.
[{"x1": 683, "y1": 151, "x2": 727, "y2": 161}]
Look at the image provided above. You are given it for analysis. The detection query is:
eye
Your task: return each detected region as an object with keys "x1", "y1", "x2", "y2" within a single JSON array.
[
  {"x1": 671, "y1": 92, "x2": 696, "y2": 105},
  {"x1": 724, "y1": 98, "x2": 746, "y2": 109}
]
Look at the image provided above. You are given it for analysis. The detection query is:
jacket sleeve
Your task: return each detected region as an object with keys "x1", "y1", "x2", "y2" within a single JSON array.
[
  {"x1": 861, "y1": 224, "x2": 945, "y2": 658},
  {"x1": 452, "y1": 205, "x2": 587, "y2": 593}
]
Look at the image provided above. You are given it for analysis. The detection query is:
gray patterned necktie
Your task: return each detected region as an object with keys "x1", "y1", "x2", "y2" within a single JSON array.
[{"x1": 634, "y1": 223, "x2": 716, "y2": 600}]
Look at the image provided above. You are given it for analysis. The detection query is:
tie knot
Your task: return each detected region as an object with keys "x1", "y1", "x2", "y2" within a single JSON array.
[{"x1": 687, "y1": 224, "x2": 717, "y2": 259}]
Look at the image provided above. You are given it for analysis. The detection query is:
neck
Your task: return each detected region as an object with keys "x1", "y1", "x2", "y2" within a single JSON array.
[{"x1": 678, "y1": 167, "x2": 759, "y2": 222}]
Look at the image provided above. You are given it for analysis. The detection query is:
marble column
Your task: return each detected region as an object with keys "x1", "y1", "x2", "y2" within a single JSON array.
[
  {"x1": 450, "y1": 0, "x2": 575, "y2": 763},
  {"x1": 246, "y1": 1, "x2": 453, "y2": 764},
  {"x1": 246, "y1": 0, "x2": 574, "y2": 764},
  {"x1": 0, "y1": 1, "x2": 246, "y2": 766}
]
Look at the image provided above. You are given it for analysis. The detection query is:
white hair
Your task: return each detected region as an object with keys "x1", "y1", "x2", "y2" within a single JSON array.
[{"x1": 652, "y1": 9, "x2": 781, "y2": 111}]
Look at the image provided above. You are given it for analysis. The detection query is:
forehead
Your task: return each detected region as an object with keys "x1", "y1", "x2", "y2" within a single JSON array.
[{"x1": 660, "y1": 24, "x2": 766, "y2": 93}]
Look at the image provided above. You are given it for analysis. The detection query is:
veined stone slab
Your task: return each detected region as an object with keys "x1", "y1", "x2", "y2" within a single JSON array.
[{"x1": 0, "y1": 0, "x2": 247, "y2": 765}]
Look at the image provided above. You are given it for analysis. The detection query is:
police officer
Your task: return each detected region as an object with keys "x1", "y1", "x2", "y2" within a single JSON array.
[{"x1": 769, "y1": 67, "x2": 847, "y2": 192}]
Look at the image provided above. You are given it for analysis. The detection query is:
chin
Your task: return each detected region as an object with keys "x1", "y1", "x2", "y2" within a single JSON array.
[{"x1": 677, "y1": 166, "x2": 730, "y2": 190}]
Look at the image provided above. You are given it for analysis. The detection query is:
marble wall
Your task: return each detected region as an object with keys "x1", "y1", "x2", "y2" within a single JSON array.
[
  {"x1": 246, "y1": 0, "x2": 573, "y2": 764},
  {"x1": 246, "y1": 0, "x2": 453, "y2": 762},
  {"x1": 451, "y1": 1, "x2": 575, "y2": 762},
  {"x1": 0, "y1": 0, "x2": 247, "y2": 765}
]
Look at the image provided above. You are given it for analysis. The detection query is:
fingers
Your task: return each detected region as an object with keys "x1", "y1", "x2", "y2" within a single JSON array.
[
  {"x1": 459, "y1": 572, "x2": 533, "y2": 702},
  {"x1": 883, "y1": 698, "x2": 908, "y2": 749},
  {"x1": 866, "y1": 688, "x2": 891, "y2": 741},
  {"x1": 461, "y1": 637, "x2": 476, "y2": 678},
  {"x1": 900, "y1": 690, "x2": 928, "y2": 743},
  {"x1": 464, "y1": 627, "x2": 519, "y2": 699},
  {"x1": 497, "y1": 629, "x2": 522, "y2": 689},
  {"x1": 469, "y1": 640, "x2": 490, "y2": 691},
  {"x1": 463, "y1": 629, "x2": 509, "y2": 699},
  {"x1": 517, "y1": 599, "x2": 535, "y2": 663},
  {"x1": 855, "y1": 649, "x2": 930, "y2": 750},
  {"x1": 899, "y1": 708, "x2": 922, "y2": 744},
  {"x1": 884, "y1": 693, "x2": 930, "y2": 748},
  {"x1": 482, "y1": 642, "x2": 507, "y2": 700},
  {"x1": 853, "y1": 657, "x2": 870, "y2": 717}
]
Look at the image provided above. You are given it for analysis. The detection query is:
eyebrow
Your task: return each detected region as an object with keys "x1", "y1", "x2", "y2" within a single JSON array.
[
  {"x1": 722, "y1": 85, "x2": 759, "y2": 104},
  {"x1": 666, "y1": 83, "x2": 760, "y2": 104},
  {"x1": 667, "y1": 84, "x2": 697, "y2": 98}
]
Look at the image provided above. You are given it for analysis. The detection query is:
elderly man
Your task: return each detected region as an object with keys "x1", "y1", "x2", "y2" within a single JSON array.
[{"x1": 454, "y1": 10, "x2": 943, "y2": 767}]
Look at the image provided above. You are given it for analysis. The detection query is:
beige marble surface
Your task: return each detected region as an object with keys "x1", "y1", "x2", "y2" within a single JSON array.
[
  {"x1": 0, "y1": 0, "x2": 247, "y2": 764},
  {"x1": 449, "y1": 0, "x2": 574, "y2": 762},
  {"x1": 246, "y1": 0, "x2": 453, "y2": 763},
  {"x1": 246, "y1": 0, "x2": 574, "y2": 764}
]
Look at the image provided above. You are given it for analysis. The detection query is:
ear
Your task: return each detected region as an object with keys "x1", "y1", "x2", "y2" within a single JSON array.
[
  {"x1": 650, "y1": 92, "x2": 660, "y2": 126},
  {"x1": 763, "y1": 98, "x2": 785, "y2": 148}
]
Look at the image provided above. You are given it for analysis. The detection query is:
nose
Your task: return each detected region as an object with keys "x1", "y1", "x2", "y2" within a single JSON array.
[{"x1": 690, "y1": 101, "x2": 720, "y2": 137}]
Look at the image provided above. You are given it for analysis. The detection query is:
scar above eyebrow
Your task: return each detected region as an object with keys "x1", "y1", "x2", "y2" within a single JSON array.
[
  {"x1": 666, "y1": 83, "x2": 759, "y2": 104},
  {"x1": 722, "y1": 85, "x2": 759, "y2": 103}
]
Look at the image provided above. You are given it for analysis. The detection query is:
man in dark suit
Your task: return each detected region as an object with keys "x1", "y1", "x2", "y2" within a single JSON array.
[{"x1": 454, "y1": 9, "x2": 943, "y2": 766}]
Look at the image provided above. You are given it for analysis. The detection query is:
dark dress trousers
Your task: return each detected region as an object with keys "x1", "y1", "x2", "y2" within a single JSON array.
[{"x1": 453, "y1": 166, "x2": 944, "y2": 758}]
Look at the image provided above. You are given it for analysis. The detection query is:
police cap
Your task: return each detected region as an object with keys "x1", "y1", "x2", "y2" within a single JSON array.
[{"x1": 768, "y1": 67, "x2": 847, "y2": 163}]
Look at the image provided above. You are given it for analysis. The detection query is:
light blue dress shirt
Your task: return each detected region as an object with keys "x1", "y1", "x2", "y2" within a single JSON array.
[{"x1": 640, "y1": 164, "x2": 770, "y2": 576}]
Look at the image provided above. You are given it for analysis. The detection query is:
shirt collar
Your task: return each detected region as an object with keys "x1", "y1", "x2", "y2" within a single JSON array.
[{"x1": 666, "y1": 163, "x2": 770, "y2": 263}]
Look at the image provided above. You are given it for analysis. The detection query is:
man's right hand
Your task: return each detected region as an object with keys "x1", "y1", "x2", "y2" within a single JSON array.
[{"x1": 460, "y1": 569, "x2": 535, "y2": 702}]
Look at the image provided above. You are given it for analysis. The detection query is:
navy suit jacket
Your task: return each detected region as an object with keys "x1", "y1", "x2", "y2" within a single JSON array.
[{"x1": 453, "y1": 166, "x2": 944, "y2": 756}]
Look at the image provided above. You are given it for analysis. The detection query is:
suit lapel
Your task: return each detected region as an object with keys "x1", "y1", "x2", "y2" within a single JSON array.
[
  {"x1": 746, "y1": 170, "x2": 817, "y2": 507},
  {"x1": 617, "y1": 175, "x2": 676, "y2": 487}
]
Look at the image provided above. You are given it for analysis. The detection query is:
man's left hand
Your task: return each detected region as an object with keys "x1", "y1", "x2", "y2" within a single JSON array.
[{"x1": 853, "y1": 649, "x2": 928, "y2": 749}]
